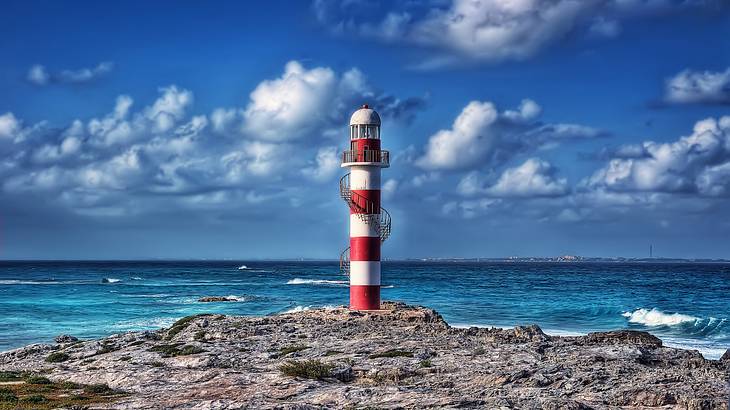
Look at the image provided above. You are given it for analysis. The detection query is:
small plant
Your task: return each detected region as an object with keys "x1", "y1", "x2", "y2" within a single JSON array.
[
  {"x1": 165, "y1": 314, "x2": 213, "y2": 340},
  {"x1": 0, "y1": 388, "x2": 18, "y2": 403},
  {"x1": 368, "y1": 349, "x2": 413, "y2": 359},
  {"x1": 277, "y1": 344, "x2": 308, "y2": 358},
  {"x1": 0, "y1": 371, "x2": 21, "y2": 382},
  {"x1": 279, "y1": 359, "x2": 334, "y2": 380},
  {"x1": 194, "y1": 331, "x2": 206, "y2": 341},
  {"x1": 95, "y1": 342, "x2": 118, "y2": 355},
  {"x1": 46, "y1": 352, "x2": 70, "y2": 363},
  {"x1": 22, "y1": 394, "x2": 47, "y2": 403},
  {"x1": 473, "y1": 347, "x2": 486, "y2": 356},
  {"x1": 60, "y1": 381, "x2": 80, "y2": 389},
  {"x1": 118, "y1": 355, "x2": 132, "y2": 361},
  {"x1": 420, "y1": 359, "x2": 432, "y2": 368},
  {"x1": 25, "y1": 375, "x2": 52, "y2": 385},
  {"x1": 84, "y1": 384, "x2": 113, "y2": 394},
  {"x1": 324, "y1": 350, "x2": 343, "y2": 356},
  {"x1": 149, "y1": 344, "x2": 205, "y2": 357},
  {"x1": 149, "y1": 361, "x2": 165, "y2": 367}
]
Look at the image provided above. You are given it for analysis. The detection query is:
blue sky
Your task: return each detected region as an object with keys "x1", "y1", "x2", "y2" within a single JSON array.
[{"x1": 1, "y1": 0, "x2": 730, "y2": 259}]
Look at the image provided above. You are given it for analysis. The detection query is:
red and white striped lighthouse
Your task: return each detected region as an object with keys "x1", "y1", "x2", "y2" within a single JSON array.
[{"x1": 339, "y1": 104, "x2": 391, "y2": 310}]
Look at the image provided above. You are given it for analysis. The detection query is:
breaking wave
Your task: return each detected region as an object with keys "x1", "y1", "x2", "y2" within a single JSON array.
[
  {"x1": 622, "y1": 308, "x2": 698, "y2": 327},
  {"x1": 101, "y1": 278, "x2": 122, "y2": 284},
  {"x1": 281, "y1": 305, "x2": 338, "y2": 314},
  {"x1": 286, "y1": 278, "x2": 348, "y2": 286}
]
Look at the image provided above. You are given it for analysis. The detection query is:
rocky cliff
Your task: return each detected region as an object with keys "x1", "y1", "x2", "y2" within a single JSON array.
[{"x1": 1, "y1": 302, "x2": 728, "y2": 409}]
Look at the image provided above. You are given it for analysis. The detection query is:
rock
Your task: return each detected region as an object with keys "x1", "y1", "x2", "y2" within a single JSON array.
[
  {"x1": 198, "y1": 296, "x2": 237, "y2": 302},
  {"x1": 721, "y1": 349, "x2": 730, "y2": 362},
  {"x1": 54, "y1": 334, "x2": 79, "y2": 344},
  {"x1": 0, "y1": 302, "x2": 725, "y2": 409},
  {"x1": 583, "y1": 330, "x2": 662, "y2": 347}
]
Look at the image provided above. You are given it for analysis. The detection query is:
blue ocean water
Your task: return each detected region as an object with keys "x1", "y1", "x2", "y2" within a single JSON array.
[{"x1": 1, "y1": 261, "x2": 728, "y2": 359}]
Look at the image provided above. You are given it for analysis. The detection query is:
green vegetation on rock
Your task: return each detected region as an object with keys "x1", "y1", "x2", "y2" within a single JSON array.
[
  {"x1": 165, "y1": 314, "x2": 214, "y2": 340},
  {"x1": 45, "y1": 352, "x2": 69, "y2": 363},
  {"x1": 279, "y1": 359, "x2": 334, "y2": 380},
  {"x1": 149, "y1": 344, "x2": 206, "y2": 357},
  {"x1": 368, "y1": 349, "x2": 413, "y2": 359}
]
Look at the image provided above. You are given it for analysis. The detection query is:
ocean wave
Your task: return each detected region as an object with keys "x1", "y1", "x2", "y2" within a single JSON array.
[
  {"x1": 131, "y1": 277, "x2": 143, "y2": 281},
  {"x1": 286, "y1": 278, "x2": 348, "y2": 286},
  {"x1": 0, "y1": 280, "x2": 60, "y2": 285},
  {"x1": 282, "y1": 305, "x2": 311, "y2": 313},
  {"x1": 622, "y1": 308, "x2": 698, "y2": 327},
  {"x1": 101, "y1": 278, "x2": 122, "y2": 284},
  {"x1": 281, "y1": 305, "x2": 338, "y2": 314},
  {"x1": 110, "y1": 317, "x2": 176, "y2": 330},
  {"x1": 237, "y1": 265, "x2": 250, "y2": 270}
]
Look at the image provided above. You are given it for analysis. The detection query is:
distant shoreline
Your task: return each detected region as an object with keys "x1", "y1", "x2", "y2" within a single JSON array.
[{"x1": 2, "y1": 258, "x2": 730, "y2": 263}]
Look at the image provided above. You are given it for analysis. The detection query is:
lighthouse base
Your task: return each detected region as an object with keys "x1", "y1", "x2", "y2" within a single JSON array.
[{"x1": 350, "y1": 285, "x2": 381, "y2": 310}]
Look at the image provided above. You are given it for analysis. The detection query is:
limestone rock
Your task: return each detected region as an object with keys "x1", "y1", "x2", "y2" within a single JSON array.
[
  {"x1": 0, "y1": 302, "x2": 726, "y2": 409},
  {"x1": 54, "y1": 334, "x2": 79, "y2": 344}
]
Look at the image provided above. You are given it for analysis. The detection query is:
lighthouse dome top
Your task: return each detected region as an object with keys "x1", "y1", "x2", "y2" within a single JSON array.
[{"x1": 349, "y1": 104, "x2": 381, "y2": 126}]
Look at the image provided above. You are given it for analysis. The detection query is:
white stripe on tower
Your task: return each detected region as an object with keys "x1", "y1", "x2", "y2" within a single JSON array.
[
  {"x1": 350, "y1": 166, "x2": 380, "y2": 189},
  {"x1": 349, "y1": 261, "x2": 381, "y2": 285}
]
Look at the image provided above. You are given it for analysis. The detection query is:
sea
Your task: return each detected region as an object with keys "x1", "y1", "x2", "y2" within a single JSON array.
[{"x1": 1, "y1": 261, "x2": 728, "y2": 359}]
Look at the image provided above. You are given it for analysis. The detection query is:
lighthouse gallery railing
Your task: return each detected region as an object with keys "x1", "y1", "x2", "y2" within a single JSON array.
[{"x1": 342, "y1": 150, "x2": 389, "y2": 166}]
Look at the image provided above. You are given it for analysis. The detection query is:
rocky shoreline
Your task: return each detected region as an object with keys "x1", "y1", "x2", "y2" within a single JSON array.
[{"x1": 1, "y1": 302, "x2": 728, "y2": 409}]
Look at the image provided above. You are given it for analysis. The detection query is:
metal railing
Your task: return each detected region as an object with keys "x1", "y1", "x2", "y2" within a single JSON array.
[
  {"x1": 339, "y1": 172, "x2": 392, "y2": 276},
  {"x1": 342, "y1": 150, "x2": 389, "y2": 166}
]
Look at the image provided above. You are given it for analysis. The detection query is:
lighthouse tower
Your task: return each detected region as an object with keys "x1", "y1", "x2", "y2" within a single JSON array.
[{"x1": 339, "y1": 104, "x2": 391, "y2": 310}]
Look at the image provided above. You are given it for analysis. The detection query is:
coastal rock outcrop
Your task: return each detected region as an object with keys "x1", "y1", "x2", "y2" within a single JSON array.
[
  {"x1": 198, "y1": 296, "x2": 237, "y2": 302},
  {"x1": 0, "y1": 302, "x2": 727, "y2": 409}
]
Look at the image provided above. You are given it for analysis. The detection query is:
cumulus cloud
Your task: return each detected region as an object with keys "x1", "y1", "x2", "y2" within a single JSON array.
[
  {"x1": 26, "y1": 62, "x2": 114, "y2": 86},
  {"x1": 457, "y1": 158, "x2": 568, "y2": 198},
  {"x1": 2, "y1": 61, "x2": 424, "y2": 219},
  {"x1": 586, "y1": 116, "x2": 730, "y2": 195},
  {"x1": 302, "y1": 146, "x2": 340, "y2": 182},
  {"x1": 486, "y1": 158, "x2": 569, "y2": 197},
  {"x1": 313, "y1": 0, "x2": 721, "y2": 66},
  {"x1": 415, "y1": 99, "x2": 601, "y2": 171},
  {"x1": 664, "y1": 67, "x2": 730, "y2": 105},
  {"x1": 241, "y1": 61, "x2": 426, "y2": 142}
]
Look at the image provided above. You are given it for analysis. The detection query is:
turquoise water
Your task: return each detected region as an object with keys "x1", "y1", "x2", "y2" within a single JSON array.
[{"x1": 1, "y1": 261, "x2": 728, "y2": 359}]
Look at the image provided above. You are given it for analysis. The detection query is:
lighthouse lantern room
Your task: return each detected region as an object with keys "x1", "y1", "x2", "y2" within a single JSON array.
[{"x1": 339, "y1": 104, "x2": 391, "y2": 310}]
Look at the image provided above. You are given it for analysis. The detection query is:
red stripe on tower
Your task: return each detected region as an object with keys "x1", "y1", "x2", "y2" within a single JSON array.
[{"x1": 340, "y1": 104, "x2": 390, "y2": 310}]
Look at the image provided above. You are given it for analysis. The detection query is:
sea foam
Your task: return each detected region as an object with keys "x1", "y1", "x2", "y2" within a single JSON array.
[
  {"x1": 286, "y1": 278, "x2": 348, "y2": 286},
  {"x1": 622, "y1": 308, "x2": 698, "y2": 327}
]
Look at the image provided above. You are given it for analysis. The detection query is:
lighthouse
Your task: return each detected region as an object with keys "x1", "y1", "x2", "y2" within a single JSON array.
[{"x1": 339, "y1": 104, "x2": 391, "y2": 310}]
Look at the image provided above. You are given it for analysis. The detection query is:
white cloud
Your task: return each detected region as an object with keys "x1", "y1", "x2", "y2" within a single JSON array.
[
  {"x1": 415, "y1": 99, "x2": 601, "y2": 171},
  {"x1": 0, "y1": 113, "x2": 20, "y2": 139},
  {"x1": 145, "y1": 86, "x2": 194, "y2": 133},
  {"x1": 243, "y1": 61, "x2": 337, "y2": 141},
  {"x1": 664, "y1": 67, "x2": 730, "y2": 105},
  {"x1": 586, "y1": 116, "x2": 730, "y2": 195},
  {"x1": 27, "y1": 65, "x2": 50, "y2": 85},
  {"x1": 59, "y1": 62, "x2": 114, "y2": 83},
  {"x1": 2, "y1": 61, "x2": 425, "y2": 219},
  {"x1": 26, "y1": 62, "x2": 114, "y2": 85},
  {"x1": 416, "y1": 101, "x2": 499, "y2": 170},
  {"x1": 302, "y1": 146, "x2": 340, "y2": 182},
  {"x1": 315, "y1": 0, "x2": 719, "y2": 66},
  {"x1": 457, "y1": 158, "x2": 568, "y2": 198},
  {"x1": 487, "y1": 158, "x2": 569, "y2": 197},
  {"x1": 382, "y1": 178, "x2": 399, "y2": 199}
]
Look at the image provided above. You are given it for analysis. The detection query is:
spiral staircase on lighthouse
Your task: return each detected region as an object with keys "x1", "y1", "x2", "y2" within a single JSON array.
[{"x1": 339, "y1": 170, "x2": 391, "y2": 276}]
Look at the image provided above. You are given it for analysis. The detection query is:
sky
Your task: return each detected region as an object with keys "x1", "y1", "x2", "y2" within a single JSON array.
[{"x1": 1, "y1": 0, "x2": 730, "y2": 260}]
